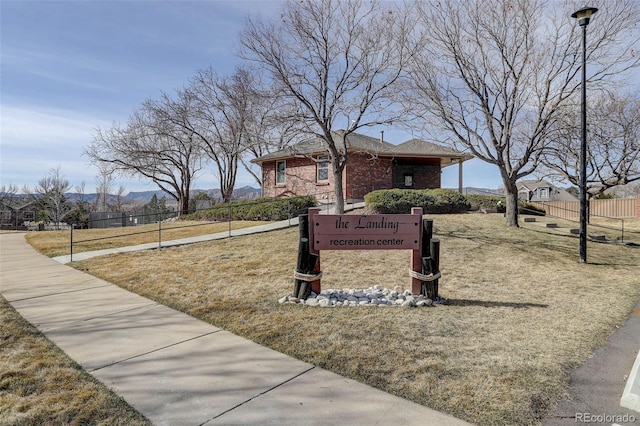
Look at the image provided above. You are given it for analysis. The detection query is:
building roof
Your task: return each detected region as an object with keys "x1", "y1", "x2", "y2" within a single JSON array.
[
  {"x1": 252, "y1": 130, "x2": 472, "y2": 167},
  {"x1": 0, "y1": 196, "x2": 35, "y2": 211},
  {"x1": 517, "y1": 180, "x2": 553, "y2": 191},
  {"x1": 391, "y1": 139, "x2": 473, "y2": 166},
  {"x1": 517, "y1": 179, "x2": 578, "y2": 201}
]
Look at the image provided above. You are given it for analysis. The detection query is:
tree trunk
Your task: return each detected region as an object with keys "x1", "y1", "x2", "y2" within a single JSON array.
[
  {"x1": 179, "y1": 195, "x2": 190, "y2": 217},
  {"x1": 333, "y1": 167, "x2": 345, "y2": 214},
  {"x1": 503, "y1": 180, "x2": 519, "y2": 228}
]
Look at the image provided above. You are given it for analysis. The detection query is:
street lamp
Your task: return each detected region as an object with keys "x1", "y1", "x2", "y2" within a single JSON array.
[{"x1": 571, "y1": 6, "x2": 598, "y2": 264}]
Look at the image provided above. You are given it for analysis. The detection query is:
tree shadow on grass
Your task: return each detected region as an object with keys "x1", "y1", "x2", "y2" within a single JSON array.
[{"x1": 447, "y1": 299, "x2": 548, "y2": 309}]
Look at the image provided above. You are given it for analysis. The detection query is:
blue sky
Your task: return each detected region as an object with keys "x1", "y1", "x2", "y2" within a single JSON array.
[{"x1": 1, "y1": 0, "x2": 502, "y2": 194}]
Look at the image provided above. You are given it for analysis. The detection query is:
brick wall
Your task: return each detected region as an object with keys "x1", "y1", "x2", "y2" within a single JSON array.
[
  {"x1": 345, "y1": 153, "x2": 394, "y2": 199},
  {"x1": 261, "y1": 157, "x2": 334, "y2": 199},
  {"x1": 261, "y1": 154, "x2": 443, "y2": 201},
  {"x1": 393, "y1": 159, "x2": 441, "y2": 190}
]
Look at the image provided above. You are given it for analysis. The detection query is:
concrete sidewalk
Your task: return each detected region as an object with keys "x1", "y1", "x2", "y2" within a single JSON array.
[
  {"x1": 0, "y1": 232, "x2": 470, "y2": 426},
  {"x1": 544, "y1": 297, "x2": 640, "y2": 424}
]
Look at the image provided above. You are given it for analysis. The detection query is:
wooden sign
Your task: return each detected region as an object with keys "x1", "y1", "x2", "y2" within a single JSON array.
[
  {"x1": 312, "y1": 214, "x2": 421, "y2": 250},
  {"x1": 298, "y1": 207, "x2": 433, "y2": 296}
]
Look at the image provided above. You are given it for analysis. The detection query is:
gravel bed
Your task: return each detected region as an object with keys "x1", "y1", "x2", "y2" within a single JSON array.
[{"x1": 279, "y1": 284, "x2": 445, "y2": 307}]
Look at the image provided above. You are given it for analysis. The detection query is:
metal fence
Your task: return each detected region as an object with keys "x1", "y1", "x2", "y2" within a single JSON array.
[
  {"x1": 69, "y1": 196, "x2": 325, "y2": 262},
  {"x1": 88, "y1": 210, "x2": 178, "y2": 228}
]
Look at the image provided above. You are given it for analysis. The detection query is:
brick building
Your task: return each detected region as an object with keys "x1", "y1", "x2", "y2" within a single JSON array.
[{"x1": 252, "y1": 131, "x2": 472, "y2": 202}]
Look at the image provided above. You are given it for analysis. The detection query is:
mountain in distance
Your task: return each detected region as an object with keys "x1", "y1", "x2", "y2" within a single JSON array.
[
  {"x1": 64, "y1": 186, "x2": 262, "y2": 204},
  {"x1": 458, "y1": 187, "x2": 502, "y2": 196}
]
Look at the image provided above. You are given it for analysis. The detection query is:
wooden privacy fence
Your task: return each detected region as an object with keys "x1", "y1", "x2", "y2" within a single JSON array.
[{"x1": 531, "y1": 197, "x2": 639, "y2": 219}]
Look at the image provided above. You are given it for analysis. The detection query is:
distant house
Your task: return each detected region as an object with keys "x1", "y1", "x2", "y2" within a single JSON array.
[
  {"x1": 517, "y1": 180, "x2": 577, "y2": 202},
  {"x1": 252, "y1": 130, "x2": 473, "y2": 201},
  {"x1": 0, "y1": 196, "x2": 36, "y2": 230}
]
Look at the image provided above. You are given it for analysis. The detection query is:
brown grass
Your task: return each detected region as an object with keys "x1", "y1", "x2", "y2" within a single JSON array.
[
  {"x1": 0, "y1": 295, "x2": 150, "y2": 426},
  {"x1": 25, "y1": 220, "x2": 269, "y2": 257},
  {"x1": 28, "y1": 213, "x2": 640, "y2": 425},
  {"x1": 522, "y1": 215, "x2": 640, "y2": 242}
]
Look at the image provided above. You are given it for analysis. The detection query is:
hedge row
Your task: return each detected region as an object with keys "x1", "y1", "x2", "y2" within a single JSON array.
[
  {"x1": 365, "y1": 191, "x2": 547, "y2": 216},
  {"x1": 184, "y1": 191, "x2": 545, "y2": 221},
  {"x1": 184, "y1": 195, "x2": 316, "y2": 221},
  {"x1": 364, "y1": 189, "x2": 471, "y2": 214}
]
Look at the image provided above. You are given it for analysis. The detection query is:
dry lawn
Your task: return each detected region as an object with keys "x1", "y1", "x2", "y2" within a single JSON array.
[
  {"x1": 25, "y1": 220, "x2": 268, "y2": 257},
  {"x1": 29, "y1": 213, "x2": 640, "y2": 425},
  {"x1": 524, "y1": 215, "x2": 640, "y2": 242},
  {"x1": 0, "y1": 295, "x2": 150, "y2": 425}
]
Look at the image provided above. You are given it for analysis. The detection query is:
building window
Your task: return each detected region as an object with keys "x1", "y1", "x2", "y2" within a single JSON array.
[
  {"x1": 276, "y1": 160, "x2": 286, "y2": 185},
  {"x1": 23, "y1": 211, "x2": 35, "y2": 220},
  {"x1": 0, "y1": 210, "x2": 11, "y2": 221},
  {"x1": 539, "y1": 187, "x2": 549, "y2": 199},
  {"x1": 404, "y1": 173, "x2": 414, "y2": 187},
  {"x1": 317, "y1": 156, "x2": 329, "y2": 182}
]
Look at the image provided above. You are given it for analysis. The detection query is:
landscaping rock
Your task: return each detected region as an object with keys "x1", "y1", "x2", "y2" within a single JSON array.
[{"x1": 280, "y1": 285, "x2": 443, "y2": 307}]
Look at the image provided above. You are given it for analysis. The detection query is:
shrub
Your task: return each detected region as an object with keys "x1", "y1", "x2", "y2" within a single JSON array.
[
  {"x1": 184, "y1": 196, "x2": 316, "y2": 221},
  {"x1": 365, "y1": 189, "x2": 470, "y2": 214},
  {"x1": 430, "y1": 189, "x2": 472, "y2": 213}
]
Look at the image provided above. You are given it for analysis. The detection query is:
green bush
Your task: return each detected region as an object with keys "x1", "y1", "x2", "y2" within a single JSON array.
[
  {"x1": 184, "y1": 196, "x2": 316, "y2": 221},
  {"x1": 430, "y1": 189, "x2": 472, "y2": 213},
  {"x1": 365, "y1": 189, "x2": 470, "y2": 214}
]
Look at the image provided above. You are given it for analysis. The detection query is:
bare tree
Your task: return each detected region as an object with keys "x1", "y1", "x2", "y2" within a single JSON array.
[
  {"x1": 33, "y1": 165, "x2": 72, "y2": 229},
  {"x1": 0, "y1": 184, "x2": 20, "y2": 227},
  {"x1": 114, "y1": 185, "x2": 127, "y2": 212},
  {"x1": 543, "y1": 91, "x2": 640, "y2": 199},
  {"x1": 87, "y1": 92, "x2": 204, "y2": 216},
  {"x1": 610, "y1": 181, "x2": 640, "y2": 198},
  {"x1": 240, "y1": 0, "x2": 417, "y2": 213},
  {"x1": 240, "y1": 90, "x2": 303, "y2": 187},
  {"x1": 95, "y1": 166, "x2": 115, "y2": 212},
  {"x1": 74, "y1": 181, "x2": 86, "y2": 203},
  {"x1": 187, "y1": 66, "x2": 261, "y2": 202},
  {"x1": 406, "y1": 0, "x2": 640, "y2": 226},
  {"x1": 0, "y1": 183, "x2": 19, "y2": 202}
]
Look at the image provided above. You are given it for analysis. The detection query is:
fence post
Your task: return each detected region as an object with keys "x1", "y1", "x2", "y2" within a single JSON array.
[
  {"x1": 621, "y1": 218, "x2": 624, "y2": 243},
  {"x1": 410, "y1": 207, "x2": 424, "y2": 295},
  {"x1": 228, "y1": 204, "x2": 232, "y2": 237},
  {"x1": 293, "y1": 213, "x2": 318, "y2": 299},
  {"x1": 158, "y1": 220, "x2": 162, "y2": 249},
  {"x1": 70, "y1": 224, "x2": 73, "y2": 263}
]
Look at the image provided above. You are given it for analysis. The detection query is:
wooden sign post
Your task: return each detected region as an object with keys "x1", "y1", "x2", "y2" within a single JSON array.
[{"x1": 292, "y1": 207, "x2": 440, "y2": 299}]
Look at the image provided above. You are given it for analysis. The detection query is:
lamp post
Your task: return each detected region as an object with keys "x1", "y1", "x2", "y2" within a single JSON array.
[{"x1": 571, "y1": 6, "x2": 598, "y2": 264}]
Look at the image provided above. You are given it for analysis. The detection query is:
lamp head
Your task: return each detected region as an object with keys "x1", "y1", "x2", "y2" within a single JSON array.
[{"x1": 571, "y1": 6, "x2": 598, "y2": 26}]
